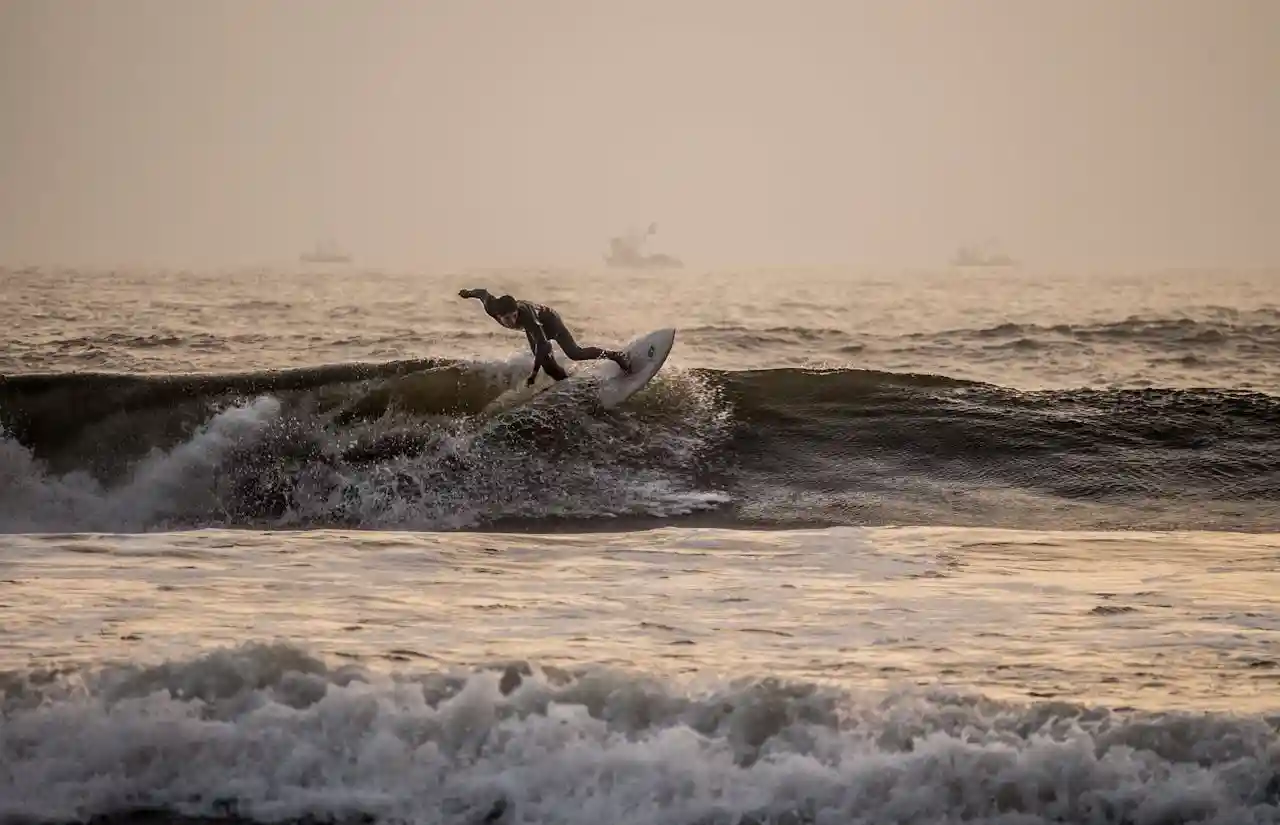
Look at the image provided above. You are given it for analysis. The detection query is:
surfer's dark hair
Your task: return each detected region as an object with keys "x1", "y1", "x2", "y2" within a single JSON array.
[{"x1": 491, "y1": 295, "x2": 518, "y2": 315}]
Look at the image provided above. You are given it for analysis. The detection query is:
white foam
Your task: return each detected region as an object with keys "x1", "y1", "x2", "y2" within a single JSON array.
[
  {"x1": 1, "y1": 643, "x2": 1276, "y2": 824},
  {"x1": 275, "y1": 363, "x2": 733, "y2": 530},
  {"x1": 0, "y1": 396, "x2": 281, "y2": 532},
  {"x1": 0, "y1": 359, "x2": 734, "y2": 534}
]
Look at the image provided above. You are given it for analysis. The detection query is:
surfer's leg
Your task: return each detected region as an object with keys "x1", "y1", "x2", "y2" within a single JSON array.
[
  {"x1": 538, "y1": 350, "x2": 569, "y2": 381},
  {"x1": 542, "y1": 313, "x2": 603, "y2": 359},
  {"x1": 544, "y1": 311, "x2": 632, "y2": 372}
]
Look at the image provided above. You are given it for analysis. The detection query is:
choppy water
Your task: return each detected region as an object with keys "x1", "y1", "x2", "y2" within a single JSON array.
[
  {"x1": 2, "y1": 265, "x2": 1279, "y2": 824},
  {"x1": 6, "y1": 265, "x2": 1280, "y2": 389}
]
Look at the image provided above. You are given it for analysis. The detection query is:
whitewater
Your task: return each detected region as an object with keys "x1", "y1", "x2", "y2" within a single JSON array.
[{"x1": 2, "y1": 265, "x2": 1279, "y2": 824}]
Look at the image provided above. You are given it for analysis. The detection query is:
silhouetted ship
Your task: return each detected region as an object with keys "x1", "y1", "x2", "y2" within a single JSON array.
[
  {"x1": 603, "y1": 223, "x2": 683, "y2": 269},
  {"x1": 299, "y1": 240, "x2": 352, "y2": 264},
  {"x1": 951, "y1": 240, "x2": 1017, "y2": 267}
]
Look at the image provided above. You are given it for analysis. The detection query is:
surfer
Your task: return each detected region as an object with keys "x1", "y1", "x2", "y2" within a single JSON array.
[{"x1": 458, "y1": 289, "x2": 632, "y2": 385}]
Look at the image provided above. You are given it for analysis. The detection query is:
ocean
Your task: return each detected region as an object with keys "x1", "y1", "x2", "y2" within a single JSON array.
[{"x1": 1, "y1": 264, "x2": 1278, "y2": 824}]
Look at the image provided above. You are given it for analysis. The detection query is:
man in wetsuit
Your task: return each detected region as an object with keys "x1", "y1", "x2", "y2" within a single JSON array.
[{"x1": 458, "y1": 288, "x2": 632, "y2": 385}]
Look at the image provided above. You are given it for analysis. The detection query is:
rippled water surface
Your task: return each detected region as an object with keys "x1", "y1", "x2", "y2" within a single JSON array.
[{"x1": 5, "y1": 265, "x2": 1279, "y2": 388}]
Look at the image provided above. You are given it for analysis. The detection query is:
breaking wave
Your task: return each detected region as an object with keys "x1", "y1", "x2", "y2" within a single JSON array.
[
  {"x1": 2, "y1": 642, "x2": 1278, "y2": 825},
  {"x1": 2, "y1": 359, "x2": 1278, "y2": 533}
]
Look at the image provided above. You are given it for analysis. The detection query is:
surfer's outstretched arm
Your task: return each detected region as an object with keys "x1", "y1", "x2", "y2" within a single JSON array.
[
  {"x1": 458, "y1": 288, "x2": 496, "y2": 311},
  {"x1": 459, "y1": 288, "x2": 515, "y2": 326}
]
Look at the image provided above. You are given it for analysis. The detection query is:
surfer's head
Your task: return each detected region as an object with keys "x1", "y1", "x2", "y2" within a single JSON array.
[{"x1": 491, "y1": 295, "x2": 519, "y2": 328}]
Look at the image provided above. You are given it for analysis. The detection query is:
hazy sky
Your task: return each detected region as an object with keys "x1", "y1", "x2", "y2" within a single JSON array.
[{"x1": 1, "y1": 0, "x2": 1276, "y2": 268}]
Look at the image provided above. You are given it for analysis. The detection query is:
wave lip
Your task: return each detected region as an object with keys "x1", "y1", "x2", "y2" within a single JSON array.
[{"x1": 2, "y1": 642, "x2": 1278, "y2": 825}]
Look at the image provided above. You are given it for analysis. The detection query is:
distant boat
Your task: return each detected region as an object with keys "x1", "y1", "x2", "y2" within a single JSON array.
[
  {"x1": 603, "y1": 222, "x2": 683, "y2": 269},
  {"x1": 951, "y1": 240, "x2": 1017, "y2": 268},
  {"x1": 300, "y1": 239, "x2": 352, "y2": 264}
]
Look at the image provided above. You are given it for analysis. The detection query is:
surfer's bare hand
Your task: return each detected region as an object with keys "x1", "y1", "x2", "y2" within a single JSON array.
[{"x1": 458, "y1": 289, "x2": 471, "y2": 299}]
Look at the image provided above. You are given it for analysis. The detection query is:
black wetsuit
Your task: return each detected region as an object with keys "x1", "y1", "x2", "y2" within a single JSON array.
[{"x1": 461, "y1": 288, "x2": 624, "y2": 381}]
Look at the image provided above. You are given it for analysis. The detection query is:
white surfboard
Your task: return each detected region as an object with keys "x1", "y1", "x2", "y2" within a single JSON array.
[{"x1": 592, "y1": 327, "x2": 677, "y2": 408}]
